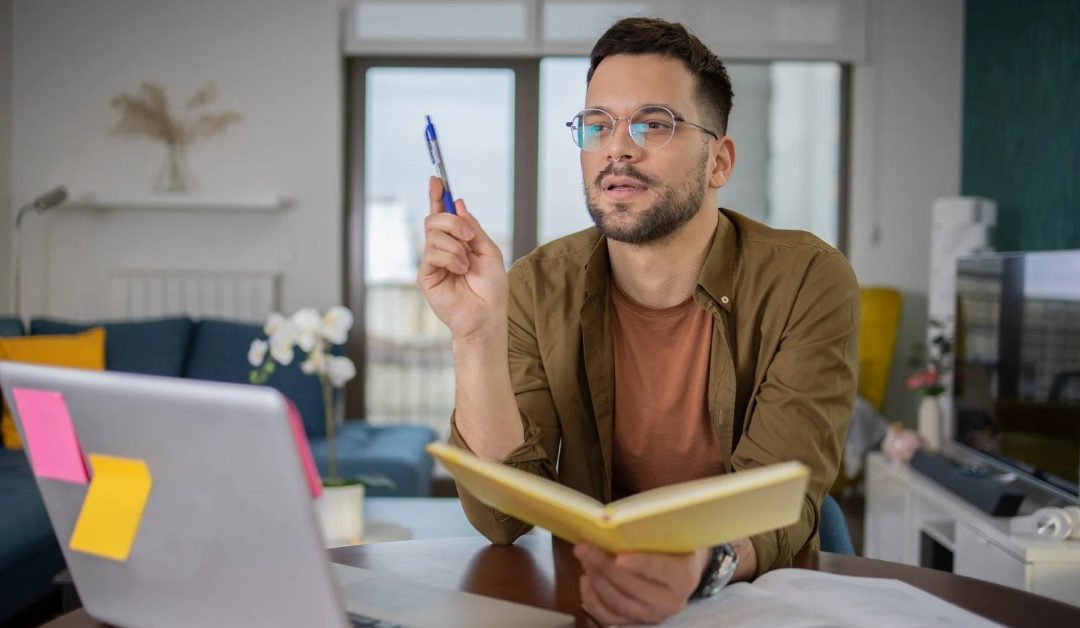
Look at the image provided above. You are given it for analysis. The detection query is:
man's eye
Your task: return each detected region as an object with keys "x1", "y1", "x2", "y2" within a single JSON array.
[
  {"x1": 641, "y1": 119, "x2": 672, "y2": 130},
  {"x1": 584, "y1": 124, "x2": 610, "y2": 134}
]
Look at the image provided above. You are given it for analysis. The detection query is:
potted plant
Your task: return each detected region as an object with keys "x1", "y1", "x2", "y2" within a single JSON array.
[
  {"x1": 248, "y1": 306, "x2": 392, "y2": 546},
  {"x1": 906, "y1": 319, "x2": 953, "y2": 451}
]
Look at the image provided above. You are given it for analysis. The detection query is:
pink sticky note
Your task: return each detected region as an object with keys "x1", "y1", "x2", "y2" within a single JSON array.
[
  {"x1": 285, "y1": 398, "x2": 323, "y2": 498},
  {"x1": 12, "y1": 388, "x2": 89, "y2": 484}
]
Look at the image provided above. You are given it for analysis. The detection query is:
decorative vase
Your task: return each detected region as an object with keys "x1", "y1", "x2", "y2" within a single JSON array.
[
  {"x1": 154, "y1": 142, "x2": 192, "y2": 193},
  {"x1": 315, "y1": 483, "x2": 364, "y2": 548},
  {"x1": 917, "y1": 395, "x2": 943, "y2": 451}
]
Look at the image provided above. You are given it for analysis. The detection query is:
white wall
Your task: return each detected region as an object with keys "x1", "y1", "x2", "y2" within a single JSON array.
[
  {"x1": 0, "y1": 0, "x2": 12, "y2": 315},
  {"x1": 11, "y1": 0, "x2": 343, "y2": 321},
  {"x1": 848, "y1": 0, "x2": 966, "y2": 422}
]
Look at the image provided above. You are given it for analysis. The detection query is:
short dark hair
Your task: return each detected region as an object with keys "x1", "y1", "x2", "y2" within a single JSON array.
[{"x1": 587, "y1": 17, "x2": 734, "y2": 135}]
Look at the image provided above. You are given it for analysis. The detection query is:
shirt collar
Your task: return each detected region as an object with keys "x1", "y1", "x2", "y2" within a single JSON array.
[
  {"x1": 696, "y1": 209, "x2": 737, "y2": 312},
  {"x1": 581, "y1": 209, "x2": 736, "y2": 311}
]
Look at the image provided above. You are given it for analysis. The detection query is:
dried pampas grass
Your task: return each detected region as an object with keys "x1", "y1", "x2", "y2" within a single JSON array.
[{"x1": 110, "y1": 81, "x2": 241, "y2": 147}]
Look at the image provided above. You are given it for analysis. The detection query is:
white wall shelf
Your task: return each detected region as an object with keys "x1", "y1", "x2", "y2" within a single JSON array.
[{"x1": 69, "y1": 194, "x2": 292, "y2": 212}]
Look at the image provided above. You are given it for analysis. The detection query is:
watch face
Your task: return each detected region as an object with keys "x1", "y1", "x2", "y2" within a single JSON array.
[{"x1": 698, "y1": 543, "x2": 738, "y2": 598}]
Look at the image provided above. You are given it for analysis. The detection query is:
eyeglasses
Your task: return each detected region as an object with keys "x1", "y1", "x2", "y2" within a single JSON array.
[{"x1": 566, "y1": 105, "x2": 719, "y2": 152}]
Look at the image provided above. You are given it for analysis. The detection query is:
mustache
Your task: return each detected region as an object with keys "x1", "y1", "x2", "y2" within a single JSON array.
[{"x1": 593, "y1": 163, "x2": 659, "y2": 188}]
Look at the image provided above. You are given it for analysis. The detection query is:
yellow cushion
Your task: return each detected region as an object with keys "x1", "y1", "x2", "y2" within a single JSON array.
[{"x1": 0, "y1": 327, "x2": 107, "y2": 449}]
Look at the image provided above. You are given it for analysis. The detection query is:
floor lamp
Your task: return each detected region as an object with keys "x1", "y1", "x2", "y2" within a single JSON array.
[{"x1": 12, "y1": 186, "x2": 68, "y2": 322}]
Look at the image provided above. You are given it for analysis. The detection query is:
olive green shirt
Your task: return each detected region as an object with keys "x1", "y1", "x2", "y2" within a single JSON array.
[{"x1": 449, "y1": 208, "x2": 859, "y2": 577}]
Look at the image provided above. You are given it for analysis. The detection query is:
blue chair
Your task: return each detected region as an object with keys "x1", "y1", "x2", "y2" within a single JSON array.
[{"x1": 820, "y1": 494, "x2": 855, "y2": 555}]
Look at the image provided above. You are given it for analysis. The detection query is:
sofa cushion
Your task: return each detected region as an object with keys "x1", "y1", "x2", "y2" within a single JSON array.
[
  {"x1": 0, "y1": 318, "x2": 25, "y2": 338},
  {"x1": 309, "y1": 423, "x2": 437, "y2": 497},
  {"x1": 31, "y1": 317, "x2": 194, "y2": 377},
  {"x1": 183, "y1": 319, "x2": 327, "y2": 438},
  {"x1": 0, "y1": 449, "x2": 65, "y2": 623},
  {"x1": 0, "y1": 327, "x2": 107, "y2": 449}
]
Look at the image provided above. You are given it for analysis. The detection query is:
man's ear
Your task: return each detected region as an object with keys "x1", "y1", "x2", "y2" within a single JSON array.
[{"x1": 709, "y1": 136, "x2": 736, "y2": 189}]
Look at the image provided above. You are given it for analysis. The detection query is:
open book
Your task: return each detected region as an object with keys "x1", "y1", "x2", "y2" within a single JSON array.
[
  {"x1": 656, "y1": 569, "x2": 1002, "y2": 627},
  {"x1": 426, "y1": 443, "x2": 809, "y2": 553}
]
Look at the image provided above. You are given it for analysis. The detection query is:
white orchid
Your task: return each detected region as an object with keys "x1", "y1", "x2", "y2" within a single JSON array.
[
  {"x1": 300, "y1": 348, "x2": 325, "y2": 376},
  {"x1": 249, "y1": 306, "x2": 356, "y2": 386},
  {"x1": 320, "y1": 305, "x2": 354, "y2": 345},
  {"x1": 263, "y1": 311, "x2": 287, "y2": 336},
  {"x1": 268, "y1": 319, "x2": 299, "y2": 365},
  {"x1": 291, "y1": 307, "x2": 322, "y2": 353},
  {"x1": 325, "y1": 355, "x2": 357, "y2": 388},
  {"x1": 248, "y1": 306, "x2": 362, "y2": 485},
  {"x1": 247, "y1": 338, "x2": 268, "y2": 367}
]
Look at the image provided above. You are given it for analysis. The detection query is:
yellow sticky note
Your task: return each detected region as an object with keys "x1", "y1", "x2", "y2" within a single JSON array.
[{"x1": 69, "y1": 454, "x2": 153, "y2": 562}]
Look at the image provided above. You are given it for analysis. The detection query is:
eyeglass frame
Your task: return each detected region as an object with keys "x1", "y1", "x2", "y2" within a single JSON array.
[{"x1": 565, "y1": 105, "x2": 720, "y2": 152}]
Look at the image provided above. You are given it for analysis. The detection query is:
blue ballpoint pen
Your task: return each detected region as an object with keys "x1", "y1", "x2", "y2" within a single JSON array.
[{"x1": 424, "y1": 115, "x2": 456, "y2": 214}]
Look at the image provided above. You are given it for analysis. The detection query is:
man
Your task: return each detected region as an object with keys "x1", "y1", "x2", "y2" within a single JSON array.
[{"x1": 418, "y1": 17, "x2": 858, "y2": 625}]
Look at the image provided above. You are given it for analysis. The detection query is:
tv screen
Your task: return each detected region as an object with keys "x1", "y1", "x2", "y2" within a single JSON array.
[{"x1": 954, "y1": 250, "x2": 1080, "y2": 498}]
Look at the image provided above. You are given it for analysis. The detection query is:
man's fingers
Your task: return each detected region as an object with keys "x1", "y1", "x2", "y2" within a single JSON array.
[
  {"x1": 613, "y1": 552, "x2": 694, "y2": 591},
  {"x1": 424, "y1": 212, "x2": 474, "y2": 244},
  {"x1": 580, "y1": 576, "x2": 633, "y2": 628},
  {"x1": 427, "y1": 230, "x2": 471, "y2": 267},
  {"x1": 425, "y1": 248, "x2": 469, "y2": 276}
]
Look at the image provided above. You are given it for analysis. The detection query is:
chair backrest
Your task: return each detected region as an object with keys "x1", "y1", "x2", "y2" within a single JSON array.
[
  {"x1": 819, "y1": 493, "x2": 855, "y2": 555},
  {"x1": 858, "y1": 287, "x2": 903, "y2": 412}
]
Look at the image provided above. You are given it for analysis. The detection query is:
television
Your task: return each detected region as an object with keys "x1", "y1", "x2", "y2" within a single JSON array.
[{"x1": 953, "y1": 250, "x2": 1080, "y2": 502}]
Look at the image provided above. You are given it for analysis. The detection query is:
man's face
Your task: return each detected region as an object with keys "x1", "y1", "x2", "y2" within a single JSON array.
[{"x1": 580, "y1": 53, "x2": 722, "y2": 245}]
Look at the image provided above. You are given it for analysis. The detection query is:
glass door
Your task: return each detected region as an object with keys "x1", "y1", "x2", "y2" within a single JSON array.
[{"x1": 347, "y1": 60, "x2": 533, "y2": 436}]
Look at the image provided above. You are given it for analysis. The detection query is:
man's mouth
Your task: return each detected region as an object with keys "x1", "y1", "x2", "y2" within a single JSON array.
[{"x1": 602, "y1": 176, "x2": 648, "y2": 201}]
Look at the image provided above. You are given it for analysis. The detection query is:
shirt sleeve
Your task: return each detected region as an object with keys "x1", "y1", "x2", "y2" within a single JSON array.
[
  {"x1": 448, "y1": 260, "x2": 563, "y2": 545},
  {"x1": 730, "y1": 250, "x2": 860, "y2": 576}
]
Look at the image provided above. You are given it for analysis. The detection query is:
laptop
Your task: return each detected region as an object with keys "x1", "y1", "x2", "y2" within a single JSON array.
[{"x1": 0, "y1": 361, "x2": 573, "y2": 628}]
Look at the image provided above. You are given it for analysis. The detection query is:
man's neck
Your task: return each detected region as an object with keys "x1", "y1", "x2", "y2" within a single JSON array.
[{"x1": 608, "y1": 207, "x2": 718, "y2": 309}]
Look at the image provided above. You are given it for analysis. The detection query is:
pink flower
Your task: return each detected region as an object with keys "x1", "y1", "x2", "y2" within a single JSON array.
[{"x1": 906, "y1": 369, "x2": 945, "y2": 396}]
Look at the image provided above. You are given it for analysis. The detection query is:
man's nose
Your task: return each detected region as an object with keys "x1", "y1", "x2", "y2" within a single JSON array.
[{"x1": 606, "y1": 119, "x2": 643, "y2": 163}]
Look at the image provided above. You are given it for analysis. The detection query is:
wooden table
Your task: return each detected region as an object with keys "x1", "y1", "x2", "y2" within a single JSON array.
[{"x1": 45, "y1": 535, "x2": 1080, "y2": 627}]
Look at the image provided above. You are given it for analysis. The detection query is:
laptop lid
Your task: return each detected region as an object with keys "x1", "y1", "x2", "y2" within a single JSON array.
[{"x1": 0, "y1": 362, "x2": 348, "y2": 628}]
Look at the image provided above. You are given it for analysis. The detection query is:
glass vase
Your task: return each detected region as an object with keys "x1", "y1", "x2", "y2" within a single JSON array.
[{"x1": 154, "y1": 142, "x2": 192, "y2": 193}]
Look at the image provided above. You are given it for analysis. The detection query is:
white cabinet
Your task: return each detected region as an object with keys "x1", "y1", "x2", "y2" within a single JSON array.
[
  {"x1": 865, "y1": 453, "x2": 1080, "y2": 607},
  {"x1": 954, "y1": 522, "x2": 1027, "y2": 589}
]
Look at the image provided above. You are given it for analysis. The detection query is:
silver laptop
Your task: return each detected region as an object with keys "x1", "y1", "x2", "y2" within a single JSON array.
[{"x1": 0, "y1": 361, "x2": 573, "y2": 628}]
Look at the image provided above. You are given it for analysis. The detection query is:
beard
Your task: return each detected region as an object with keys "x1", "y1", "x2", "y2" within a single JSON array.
[{"x1": 584, "y1": 149, "x2": 710, "y2": 245}]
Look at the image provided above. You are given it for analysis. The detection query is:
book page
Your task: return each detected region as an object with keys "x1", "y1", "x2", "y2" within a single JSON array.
[
  {"x1": 631, "y1": 583, "x2": 847, "y2": 628},
  {"x1": 751, "y1": 569, "x2": 1003, "y2": 628}
]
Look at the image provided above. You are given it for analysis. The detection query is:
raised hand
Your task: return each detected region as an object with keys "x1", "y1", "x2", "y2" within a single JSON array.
[{"x1": 417, "y1": 176, "x2": 509, "y2": 341}]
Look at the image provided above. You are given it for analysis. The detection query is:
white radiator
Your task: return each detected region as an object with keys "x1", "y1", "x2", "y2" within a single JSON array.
[{"x1": 108, "y1": 269, "x2": 280, "y2": 322}]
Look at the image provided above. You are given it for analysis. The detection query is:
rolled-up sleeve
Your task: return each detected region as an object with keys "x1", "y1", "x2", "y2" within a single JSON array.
[
  {"x1": 448, "y1": 260, "x2": 563, "y2": 544},
  {"x1": 730, "y1": 251, "x2": 859, "y2": 575}
]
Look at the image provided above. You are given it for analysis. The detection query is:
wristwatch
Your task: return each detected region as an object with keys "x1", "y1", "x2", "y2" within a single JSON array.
[{"x1": 692, "y1": 543, "x2": 739, "y2": 599}]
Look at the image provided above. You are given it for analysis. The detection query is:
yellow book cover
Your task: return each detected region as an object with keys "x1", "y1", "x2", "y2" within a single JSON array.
[{"x1": 427, "y1": 443, "x2": 810, "y2": 554}]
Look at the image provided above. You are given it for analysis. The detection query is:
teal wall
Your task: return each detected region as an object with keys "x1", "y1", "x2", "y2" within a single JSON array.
[{"x1": 962, "y1": 0, "x2": 1080, "y2": 252}]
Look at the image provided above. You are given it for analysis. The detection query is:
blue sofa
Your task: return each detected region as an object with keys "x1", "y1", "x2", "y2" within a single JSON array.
[{"x1": 0, "y1": 315, "x2": 436, "y2": 622}]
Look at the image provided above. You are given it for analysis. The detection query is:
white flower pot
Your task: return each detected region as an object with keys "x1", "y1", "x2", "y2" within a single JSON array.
[
  {"x1": 917, "y1": 396, "x2": 943, "y2": 451},
  {"x1": 315, "y1": 483, "x2": 364, "y2": 548}
]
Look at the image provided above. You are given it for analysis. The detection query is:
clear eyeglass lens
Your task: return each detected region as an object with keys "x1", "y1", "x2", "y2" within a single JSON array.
[{"x1": 571, "y1": 107, "x2": 677, "y2": 151}]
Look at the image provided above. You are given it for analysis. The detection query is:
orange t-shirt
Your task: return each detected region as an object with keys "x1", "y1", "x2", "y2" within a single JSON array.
[{"x1": 610, "y1": 284, "x2": 725, "y2": 499}]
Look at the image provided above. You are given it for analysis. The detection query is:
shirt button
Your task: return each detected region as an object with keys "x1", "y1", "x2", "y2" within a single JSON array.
[{"x1": 720, "y1": 296, "x2": 730, "y2": 305}]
